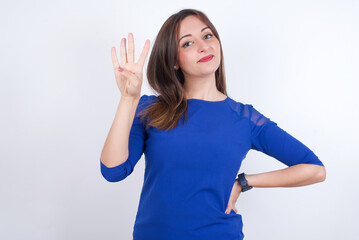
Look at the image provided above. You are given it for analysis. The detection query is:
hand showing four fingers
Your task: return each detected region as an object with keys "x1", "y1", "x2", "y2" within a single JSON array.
[{"x1": 111, "y1": 33, "x2": 150, "y2": 99}]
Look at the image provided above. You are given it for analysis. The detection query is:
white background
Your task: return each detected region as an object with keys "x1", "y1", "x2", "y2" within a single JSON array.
[{"x1": 1, "y1": 0, "x2": 358, "y2": 239}]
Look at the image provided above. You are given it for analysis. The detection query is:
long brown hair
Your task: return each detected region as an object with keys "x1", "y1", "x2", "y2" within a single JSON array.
[{"x1": 140, "y1": 8, "x2": 227, "y2": 131}]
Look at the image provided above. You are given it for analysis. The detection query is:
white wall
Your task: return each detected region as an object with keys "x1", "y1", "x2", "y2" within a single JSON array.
[{"x1": 1, "y1": 0, "x2": 358, "y2": 239}]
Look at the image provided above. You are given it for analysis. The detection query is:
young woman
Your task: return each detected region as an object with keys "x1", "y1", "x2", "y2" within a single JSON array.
[{"x1": 100, "y1": 8, "x2": 326, "y2": 240}]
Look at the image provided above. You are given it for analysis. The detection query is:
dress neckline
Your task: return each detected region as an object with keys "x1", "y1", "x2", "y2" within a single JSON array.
[{"x1": 187, "y1": 96, "x2": 229, "y2": 103}]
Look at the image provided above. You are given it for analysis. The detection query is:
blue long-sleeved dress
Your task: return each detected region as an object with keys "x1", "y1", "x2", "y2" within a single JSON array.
[{"x1": 100, "y1": 94, "x2": 324, "y2": 240}]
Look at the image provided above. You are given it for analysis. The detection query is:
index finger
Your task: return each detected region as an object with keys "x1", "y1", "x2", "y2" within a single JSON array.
[
  {"x1": 136, "y1": 39, "x2": 151, "y2": 68},
  {"x1": 111, "y1": 46, "x2": 120, "y2": 69}
]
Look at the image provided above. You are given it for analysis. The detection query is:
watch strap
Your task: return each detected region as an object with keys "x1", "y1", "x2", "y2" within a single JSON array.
[{"x1": 237, "y1": 173, "x2": 253, "y2": 192}]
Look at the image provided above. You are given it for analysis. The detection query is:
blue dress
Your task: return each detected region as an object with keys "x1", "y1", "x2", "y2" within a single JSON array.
[{"x1": 100, "y1": 94, "x2": 324, "y2": 240}]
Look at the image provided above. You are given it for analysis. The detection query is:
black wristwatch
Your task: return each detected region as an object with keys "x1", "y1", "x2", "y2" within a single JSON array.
[{"x1": 237, "y1": 173, "x2": 253, "y2": 192}]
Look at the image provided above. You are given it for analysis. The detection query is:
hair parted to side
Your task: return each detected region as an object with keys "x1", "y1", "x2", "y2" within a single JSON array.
[{"x1": 139, "y1": 8, "x2": 227, "y2": 131}]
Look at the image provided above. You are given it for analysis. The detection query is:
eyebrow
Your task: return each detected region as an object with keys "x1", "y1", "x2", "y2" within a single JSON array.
[{"x1": 178, "y1": 26, "x2": 211, "y2": 44}]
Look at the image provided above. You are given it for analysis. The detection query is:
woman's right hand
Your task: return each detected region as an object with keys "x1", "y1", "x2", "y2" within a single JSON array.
[{"x1": 111, "y1": 33, "x2": 150, "y2": 99}]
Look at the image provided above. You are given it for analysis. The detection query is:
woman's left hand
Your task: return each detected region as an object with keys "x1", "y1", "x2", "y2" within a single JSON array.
[{"x1": 225, "y1": 180, "x2": 242, "y2": 214}]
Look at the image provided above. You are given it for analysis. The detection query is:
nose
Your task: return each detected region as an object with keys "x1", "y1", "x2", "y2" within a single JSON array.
[{"x1": 197, "y1": 38, "x2": 210, "y2": 53}]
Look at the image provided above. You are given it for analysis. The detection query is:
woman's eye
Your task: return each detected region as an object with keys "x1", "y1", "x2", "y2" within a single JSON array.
[
  {"x1": 182, "y1": 34, "x2": 213, "y2": 48},
  {"x1": 204, "y1": 33, "x2": 213, "y2": 39},
  {"x1": 183, "y1": 41, "x2": 192, "y2": 48}
]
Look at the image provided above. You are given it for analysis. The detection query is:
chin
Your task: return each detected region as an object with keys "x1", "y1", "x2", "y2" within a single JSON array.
[
  {"x1": 198, "y1": 66, "x2": 220, "y2": 75},
  {"x1": 196, "y1": 70, "x2": 217, "y2": 78},
  {"x1": 183, "y1": 64, "x2": 220, "y2": 78}
]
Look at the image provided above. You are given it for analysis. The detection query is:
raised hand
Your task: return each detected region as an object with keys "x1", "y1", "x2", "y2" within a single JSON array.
[{"x1": 111, "y1": 33, "x2": 150, "y2": 99}]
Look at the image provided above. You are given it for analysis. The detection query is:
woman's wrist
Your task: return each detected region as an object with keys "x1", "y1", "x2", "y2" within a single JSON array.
[
  {"x1": 235, "y1": 178, "x2": 242, "y2": 190},
  {"x1": 245, "y1": 174, "x2": 254, "y2": 187}
]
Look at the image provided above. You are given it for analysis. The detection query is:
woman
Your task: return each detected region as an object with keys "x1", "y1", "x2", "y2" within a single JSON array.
[{"x1": 100, "y1": 8, "x2": 326, "y2": 240}]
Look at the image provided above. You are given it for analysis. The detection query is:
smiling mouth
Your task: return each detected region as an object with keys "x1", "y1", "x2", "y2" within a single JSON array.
[{"x1": 198, "y1": 55, "x2": 214, "y2": 62}]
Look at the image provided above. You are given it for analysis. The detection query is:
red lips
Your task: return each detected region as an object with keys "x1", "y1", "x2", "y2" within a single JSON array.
[{"x1": 198, "y1": 54, "x2": 214, "y2": 62}]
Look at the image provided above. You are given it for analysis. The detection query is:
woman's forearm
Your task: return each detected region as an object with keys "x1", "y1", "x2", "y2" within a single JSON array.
[
  {"x1": 245, "y1": 164, "x2": 326, "y2": 188},
  {"x1": 100, "y1": 96, "x2": 140, "y2": 168}
]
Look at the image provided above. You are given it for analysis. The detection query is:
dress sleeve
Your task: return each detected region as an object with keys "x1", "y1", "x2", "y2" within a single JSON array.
[
  {"x1": 247, "y1": 104, "x2": 324, "y2": 167},
  {"x1": 100, "y1": 94, "x2": 150, "y2": 182}
]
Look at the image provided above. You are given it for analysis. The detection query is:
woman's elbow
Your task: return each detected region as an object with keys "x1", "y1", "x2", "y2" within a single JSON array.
[{"x1": 316, "y1": 166, "x2": 326, "y2": 182}]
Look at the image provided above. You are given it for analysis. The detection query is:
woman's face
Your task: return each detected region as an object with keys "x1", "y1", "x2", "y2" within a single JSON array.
[{"x1": 177, "y1": 15, "x2": 221, "y2": 79}]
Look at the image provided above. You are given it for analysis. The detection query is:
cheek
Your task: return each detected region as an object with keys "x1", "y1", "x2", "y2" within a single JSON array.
[
  {"x1": 215, "y1": 41, "x2": 221, "y2": 52},
  {"x1": 178, "y1": 51, "x2": 192, "y2": 67},
  {"x1": 215, "y1": 42, "x2": 221, "y2": 60}
]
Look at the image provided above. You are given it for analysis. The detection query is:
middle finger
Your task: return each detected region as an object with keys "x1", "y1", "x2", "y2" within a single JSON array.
[{"x1": 128, "y1": 33, "x2": 135, "y2": 63}]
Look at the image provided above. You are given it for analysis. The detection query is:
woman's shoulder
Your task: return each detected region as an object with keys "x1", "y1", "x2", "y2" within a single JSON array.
[
  {"x1": 138, "y1": 94, "x2": 158, "y2": 105},
  {"x1": 135, "y1": 94, "x2": 158, "y2": 116},
  {"x1": 226, "y1": 96, "x2": 253, "y2": 117},
  {"x1": 227, "y1": 97, "x2": 277, "y2": 127}
]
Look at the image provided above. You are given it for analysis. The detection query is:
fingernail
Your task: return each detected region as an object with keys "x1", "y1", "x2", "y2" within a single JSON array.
[{"x1": 118, "y1": 66, "x2": 124, "y2": 72}]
